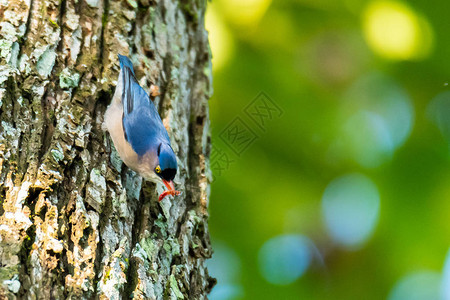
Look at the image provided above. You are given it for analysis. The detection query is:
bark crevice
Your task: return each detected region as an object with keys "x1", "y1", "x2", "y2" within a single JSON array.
[
  {"x1": 99, "y1": 0, "x2": 110, "y2": 71},
  {"x1": 18, "y1": 0, "x2": 35, "y2": 58}
]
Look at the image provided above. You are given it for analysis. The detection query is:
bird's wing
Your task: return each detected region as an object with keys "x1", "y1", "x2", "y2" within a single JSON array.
[{"x1": 119, "y1": 56, "x2": 170, "y2": 156}]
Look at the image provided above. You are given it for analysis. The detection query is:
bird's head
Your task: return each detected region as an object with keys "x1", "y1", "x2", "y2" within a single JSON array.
[{"x1": 153, "y1": 143, "x2": 179, "y2": 199}]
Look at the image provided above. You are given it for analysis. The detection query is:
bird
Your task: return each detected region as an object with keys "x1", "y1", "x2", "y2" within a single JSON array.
[{"x1": 104, "y1": 54, "x2": 180, "y2": 201}]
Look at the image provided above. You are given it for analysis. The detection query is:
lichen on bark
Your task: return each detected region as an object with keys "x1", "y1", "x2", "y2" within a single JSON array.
[{"x1": 0, "y1": 0, "x2": 214, "y2": 298}]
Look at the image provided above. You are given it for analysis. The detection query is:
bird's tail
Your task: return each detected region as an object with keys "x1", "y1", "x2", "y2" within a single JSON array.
[
  {"x1": 118, "y1": 54, "x2": 136, "y2": 76},
  {"x1": 119, "y1": 54, "x2": 151, "y2": 117}
]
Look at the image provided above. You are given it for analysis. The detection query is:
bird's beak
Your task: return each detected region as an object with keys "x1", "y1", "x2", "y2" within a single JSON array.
[
  {"x1": 159, "y1": 180, "x2": 181, "y2": 201},
  {"x1": 162, "y1": 179, "x2": 176, "y2": 192}
]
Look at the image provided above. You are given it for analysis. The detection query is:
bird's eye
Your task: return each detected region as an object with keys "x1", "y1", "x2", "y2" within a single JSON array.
[{"x1": 155, "y1": 166, "x2": 161, "y2": 174}]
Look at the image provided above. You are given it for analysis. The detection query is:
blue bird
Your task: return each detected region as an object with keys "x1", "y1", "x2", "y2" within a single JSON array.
[{"x1": 104, "y1": 54, "x2": 180, "y2": 201}]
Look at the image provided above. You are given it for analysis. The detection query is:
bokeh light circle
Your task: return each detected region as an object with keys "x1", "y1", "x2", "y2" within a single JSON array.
[
  {"x1": 363, "y1": 1, "x2": 433, "y2": 60},
  {"x1": 258, "y1": 234, "x2": 313, "y2": 285},
  {"x1": 206, "y1": 242, "x2": 244, "y2": 300},
  {"x1": 322, "y1": 173, "x2": 380, "y2": 249},
  {"x1": 205, "y1": 5, "x2": 234, "y2": 71},
  {"x1": 209, "y1": 284, "x2": 244, "y2": 300},
  {"x1": 340, "y1": 72, "x2": 414, "y2": 168},
  {"x1": 221, "y1": 0, "x2": 272, "y2": 27},
  {"x1": 441, "y1": 248, "x2": 450, "y2": 300},
  {"x1": 343, "y1": 111, "x2": 394, "y2": 168},
  {"x1": 388, "y1": 271, "x2": 441, "y2": 300}
]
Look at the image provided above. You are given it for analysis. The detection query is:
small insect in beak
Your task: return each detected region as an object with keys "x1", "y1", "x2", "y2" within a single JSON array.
[{"x1": 159, "y1": 179, "x2": 181, "y2": 201}]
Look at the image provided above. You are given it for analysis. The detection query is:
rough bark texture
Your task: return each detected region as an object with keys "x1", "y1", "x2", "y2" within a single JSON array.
[{"x1": 0, "y1": 0, "x2": 214, "y2": 298}]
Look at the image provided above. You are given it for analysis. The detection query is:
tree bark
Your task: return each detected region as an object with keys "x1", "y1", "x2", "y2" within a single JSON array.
[{"x1": 0, "y1": 0, "x2": 214, "y2": 298}]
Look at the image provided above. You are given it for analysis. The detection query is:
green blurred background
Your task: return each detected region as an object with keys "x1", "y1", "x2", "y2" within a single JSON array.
[{"x1": 204, "y1": 0, "x2": 450, "y2": 299}]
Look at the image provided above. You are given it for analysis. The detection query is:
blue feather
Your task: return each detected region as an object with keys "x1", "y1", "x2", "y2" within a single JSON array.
[
  {"x1": 118, "y1": 55, "x2": 135, "y2": 76},
  {"x1": 159, "y1": 143, "x2": 177, "y2": 169},
  {"x1": 118, "y1": 55, "x2": 171, "y2": 156}
]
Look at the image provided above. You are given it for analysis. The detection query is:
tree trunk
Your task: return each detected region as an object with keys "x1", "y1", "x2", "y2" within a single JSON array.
[{"x1": 0, "y1": 0, "x2": 214, "y2": 298}]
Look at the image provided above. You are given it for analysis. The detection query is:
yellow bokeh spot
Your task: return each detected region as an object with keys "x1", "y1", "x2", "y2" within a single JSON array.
[
  {"x1": 363, "y1": 1, "x2": 433, "y2": 60},
  {"x1": 206, "y1": 5, "x2": 234, "y2": 72},
  {"x1": 220, "y1": 0, "x2": 272, "y2": 28}
]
